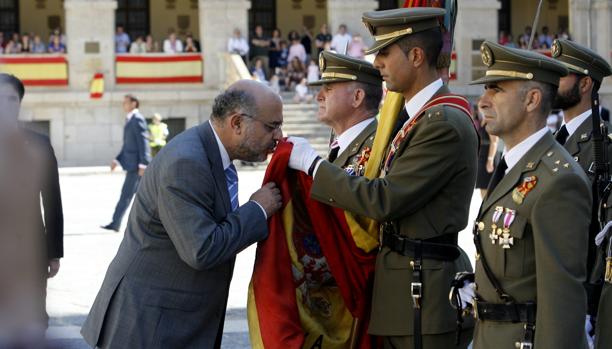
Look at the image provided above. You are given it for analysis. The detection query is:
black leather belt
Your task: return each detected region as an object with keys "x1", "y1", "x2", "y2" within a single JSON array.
[
  {"x1": 382, "y1": 231, "x2": 461, "y2": 261},
  {"x1": 474, "y1": 301, "x2": 537, "y2": 323}
]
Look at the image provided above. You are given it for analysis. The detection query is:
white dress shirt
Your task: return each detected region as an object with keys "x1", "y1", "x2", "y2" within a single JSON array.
[
  {"x1": 503, "y1": 127, "x2": 550, "y2": 174},
  {"x1": 404, "y1": 78, "x2": 444, "y2": 121},
  {"x1": 335, "y1": 118, "x2": 375, "y2": 157},
  {"x1": 209, "y1": 121, "x2": 267, "y2": 219},
  {"x1": 562, "y1": 109, "x2": 591, "y2": 138}
]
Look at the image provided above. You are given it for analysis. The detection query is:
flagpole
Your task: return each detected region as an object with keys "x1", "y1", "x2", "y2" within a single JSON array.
[
  {"x1": 348, "y1": 318, "x2": 361, "y2": 349},
  {"x1": 528, "y1": 0, "x2": 544, "y2": 49}
]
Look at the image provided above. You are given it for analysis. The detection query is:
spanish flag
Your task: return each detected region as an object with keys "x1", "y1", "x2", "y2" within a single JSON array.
[{"x1": 90, "y1": 73, "x2": 104, "y2": 99}]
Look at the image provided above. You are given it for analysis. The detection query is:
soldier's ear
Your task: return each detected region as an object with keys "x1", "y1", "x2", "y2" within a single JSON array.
[
  {"x1": 352, "y1": 87, "x2": 366, "y2": 108},
  {"x1": 579, "y1": 76, "x2": 593, "y2": 95},
  {"x1": 524, "y1": 88, "x2": 542, "y2": 114}
]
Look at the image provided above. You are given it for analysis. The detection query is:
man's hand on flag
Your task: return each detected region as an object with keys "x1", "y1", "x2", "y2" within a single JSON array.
[{"x1": 287, "y1": 137, "x2": 320, "y2": 175}]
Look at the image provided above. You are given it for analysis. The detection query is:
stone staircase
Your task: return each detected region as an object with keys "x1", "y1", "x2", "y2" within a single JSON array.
[{"x1": 237, "y1": 94, "x2": 331, "y2": 170}]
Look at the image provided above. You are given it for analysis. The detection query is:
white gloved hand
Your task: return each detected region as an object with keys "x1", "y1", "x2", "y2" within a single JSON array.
[
  {"x1": 595, "y1": 221, "x2": 612, "y2": 247},
  {"x1": 287, "y1": 136, "x2": 320, "y2": 174},
  {"x1": 585, "y1": 315, "x2": 595, "y2": 349},
  {"x1": 458, "y1": 281, "x2": 476, "y2": 308}
]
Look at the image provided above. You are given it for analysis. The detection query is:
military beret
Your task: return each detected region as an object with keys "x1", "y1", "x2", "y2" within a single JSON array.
[
  {"x1": 551, "y1": 39, "x2": 612, "y2": 83},
  {"x1": 309, "y1": 51, "x2": 382, "y2": 86},
  {"x1": 361, "y1": 7, "x2": 445, "y2": 55},
  {"x1": 470, "y1": 41, "x2": 568, "y2": 86}
]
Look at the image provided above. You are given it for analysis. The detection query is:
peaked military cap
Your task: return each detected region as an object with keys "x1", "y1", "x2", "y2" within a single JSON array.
[
  {"x1": 470, "y1": 41, "x2": 568, "y2": 86},
  {"x1": 551, "y1": 39, "x2": 612, "y2": 83},
  {"x1": 361, "y1": 7, "x2": 445, "y2": 55},
  {"x1": 309, "y1": 51, "x2": 382, "y2": 86}
]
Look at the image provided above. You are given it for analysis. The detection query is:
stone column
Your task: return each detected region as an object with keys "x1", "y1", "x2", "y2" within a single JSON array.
[
  {"x1": 452, "y1": 0, "x2": 501, "y2": 86},
  {"x1": 570, "y1": 0, "x2": 612, "y2": 62},
  {"x1": 199, "y1": 0, "x2": 251, "y2": 89},
  {"x1": 327, "y1": 0, "x2": 378, "y2": 47},
  {"x1": 64, "y1": 0, "x2": 117, "y2": 90}
]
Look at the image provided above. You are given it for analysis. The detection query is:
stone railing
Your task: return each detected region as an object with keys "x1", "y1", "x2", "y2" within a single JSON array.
[{"x1": 219, "y1": 52, "x2": 251, "y2": 89}]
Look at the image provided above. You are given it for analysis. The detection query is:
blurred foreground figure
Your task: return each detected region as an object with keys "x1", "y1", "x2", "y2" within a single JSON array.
[{"x1": 0, "y1": 73, "x2": 64, "y2": 347}]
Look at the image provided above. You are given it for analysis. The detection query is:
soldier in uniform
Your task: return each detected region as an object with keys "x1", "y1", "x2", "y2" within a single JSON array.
[
  {"x1": 287, "y1": 8, "x2": 478, "y2": 349},
  {"x1": 288, "y1": 51, "x2": 383, "y2": 348},
  {"x1": 469, "y1": 41, "x2": 592, "y2": 349},
  {"x1": 309, "y1": 51, "x2": 381, "y2": 172},
  {"x1": 549, "y1": 38, "x2": 612, "y2": 346}
]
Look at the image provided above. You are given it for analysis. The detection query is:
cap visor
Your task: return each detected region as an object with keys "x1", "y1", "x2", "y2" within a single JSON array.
[
  {"x1": 364, "y1": 36, "x2": 403, "y2": 55},
  {"x1": 308, "y1": 78, "x2": 352, "y2": 86},
  {"x1": 469, "y1": 75, "x2": 528, "y2": 85}
]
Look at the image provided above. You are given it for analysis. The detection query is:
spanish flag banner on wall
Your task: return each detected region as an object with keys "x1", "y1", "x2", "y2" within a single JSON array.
[
  {"x1": 0, "y1": 56, "x2": 68, "y2": 86},
  {"x1": 115, "y1": 54, "x2": 203, "y2": 84}
]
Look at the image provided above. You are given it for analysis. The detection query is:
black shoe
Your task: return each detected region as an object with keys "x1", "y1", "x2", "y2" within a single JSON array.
[{"x1": 101, "y1": 224, "x2": 119, "y2": 232}]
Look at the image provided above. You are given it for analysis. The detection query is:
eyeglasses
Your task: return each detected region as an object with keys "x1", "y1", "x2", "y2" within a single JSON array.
[{"x1": 238, "y1": 113, "x2": 282, "y2": 133}]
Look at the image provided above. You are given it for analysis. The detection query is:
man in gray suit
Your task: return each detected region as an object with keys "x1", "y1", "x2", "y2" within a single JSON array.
[
  {"x1": 102, "y1": 94, "x2": 151, "y2": 232},
  {"x1": 82, "y1": 80, "x2": 283, "y2": 348}
]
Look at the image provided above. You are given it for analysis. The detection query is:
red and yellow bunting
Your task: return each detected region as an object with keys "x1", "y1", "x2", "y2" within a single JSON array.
[
  {"x1": 0, "y1": 55, "x2": 68, "y2": 86},
  {"x1": 115, "y1": 54, "x2": 203, "y2": 84}
]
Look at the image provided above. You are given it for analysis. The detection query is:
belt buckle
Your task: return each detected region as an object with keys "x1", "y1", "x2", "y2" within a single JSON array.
[
  {"x1": 473, "y1": 300, "x2": 480, "y2": 319},
  {"x1": 411, "y1": 282, "x2": 422, "y2": 308},
  {"x1": 518, "y1": 342, "x2": 533, "y2": 349},
  {"x1": 605, "y1": 257, "x2": 612, "y2": 283}
]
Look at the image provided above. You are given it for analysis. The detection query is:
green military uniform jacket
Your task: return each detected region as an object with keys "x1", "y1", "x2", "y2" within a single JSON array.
[
  {"x1": 332, "y1": 119, "x2": 377, "y2": 171},
  {"x1": 473, "y1": 132, "x2": 591, "y2": 349},
  {"x1": 311, "y1": 85, "x2": 478, "y2": 336}
]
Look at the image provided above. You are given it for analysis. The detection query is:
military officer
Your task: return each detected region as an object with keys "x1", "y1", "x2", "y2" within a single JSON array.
[
  {"x1": 288, "y1": 7, "x2": 478, "y2": 349},
  {"x1": 310, "y1": 51, "x2": 382, "y2": 172},
  {"x1": 292, "y1": 51, "x2": 383, "y2": 348},
  {"x1": 469, "y1": 41, "x2": 591, "y2": 349},
  {"x1": 549, "y1": 38, "x2": 612, "y2": 346}
]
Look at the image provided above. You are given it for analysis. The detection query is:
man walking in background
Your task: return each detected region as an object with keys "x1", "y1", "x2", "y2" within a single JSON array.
[{"x1": 101, "y1": 94, "x2": 150, "y2": 232}]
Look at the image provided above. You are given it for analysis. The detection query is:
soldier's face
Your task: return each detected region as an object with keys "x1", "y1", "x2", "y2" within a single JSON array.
[
  {"x1": 479, "y1": 81, "x2": 527, "y2": 139},
  {"x1": 0, "y1": 84, "x2": 21, "y2": 138},
  {"x1": 373, "y1": 44, "x2": 412, "y2": 93},
  {"x1": 316, "y1": 82, "x2": 355, "y2": 127}
]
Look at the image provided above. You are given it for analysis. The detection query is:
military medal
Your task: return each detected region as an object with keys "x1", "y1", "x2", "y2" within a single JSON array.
[
  {"x1": 498, "y1": 209, "x2": 516, "y2": 249},
  {"x1": 605, "y1": 257, "x2": 612, "y2": 283},
  {"x1": 512, "y1": 176, "x2": 538, "y2": 204},
  {"x1": 344, "y1": 165, "x2": 356, "y2": 176},
  {"x1": 489, "y1": 206, "x2": 504, "y2": 244}
]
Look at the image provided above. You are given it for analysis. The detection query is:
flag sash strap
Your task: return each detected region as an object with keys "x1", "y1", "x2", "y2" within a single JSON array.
[{"x1": 382, "y1": 94, "x2": 471, "y2": 174}]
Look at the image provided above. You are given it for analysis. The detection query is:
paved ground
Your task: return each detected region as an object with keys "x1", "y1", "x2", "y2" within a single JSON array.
[{"x1": 45, "y1": 167, "x2": 482, "y2": 348}]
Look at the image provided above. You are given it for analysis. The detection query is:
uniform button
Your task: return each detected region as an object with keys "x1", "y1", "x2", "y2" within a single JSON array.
[
  {"x1": 477, "y1": 222, "x2": 485, "y2": 231},
  {"x1": 328, "y1": 198, "x2": 334, "y2": 203},
  {"x1": 515, "y1": 342, "x2": 521, "y2": 348}
]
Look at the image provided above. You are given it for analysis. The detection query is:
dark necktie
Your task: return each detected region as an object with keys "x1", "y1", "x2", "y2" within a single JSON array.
[
  {"x1": 487, "y1": 157, "x2": 508, "y2": 193},
  {"x1": 328, "y1": 140, "x2": 340, "y2": 162},
  {"x1": 555, "y1": 125, "x2": 569, "y2": 145},
  {"x1": 225, "y1": 164, "x2": 239, "y2": 211}
]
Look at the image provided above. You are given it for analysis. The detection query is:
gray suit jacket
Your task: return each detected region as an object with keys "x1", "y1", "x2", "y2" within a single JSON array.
[{"x1": 81, "y1": 122, "x2": 268, "y2": 349}]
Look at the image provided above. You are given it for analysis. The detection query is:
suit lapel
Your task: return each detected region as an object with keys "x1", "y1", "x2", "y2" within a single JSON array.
[
  {"x1": 333, "y1": 119, "x2": 377, "y2": 167},
  {"x1": 564, "y1": 115, "x2": 592, "y2": 157},
  {"x1": 198, "y1": 122, "x2": 232, "y2": 213},
  {"x1": 481, "y1": 133, "x2": 554, "y2": 213}
]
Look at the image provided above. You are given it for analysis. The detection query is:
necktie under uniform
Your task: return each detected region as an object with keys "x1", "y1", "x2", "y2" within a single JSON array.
[
  {"x1": 487, "y1": 157, "x2": 508, "y2": 193},
  {"x1": 555, "y1": 125, "x2": 569, "y2": 145},
  {"x1": 328, "y1": 140, "x2": 340, "y2": 162}
]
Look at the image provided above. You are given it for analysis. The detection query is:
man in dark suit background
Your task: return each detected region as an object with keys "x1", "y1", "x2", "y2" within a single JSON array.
[
  {"x1": 101, "y1": 94, "x2": 151, "y2": 232},
  {"x1": 82, "y1": 80, "x2": 283, "y2": 348},
  {"x1": 0, "y1": 73, "x2": 63, "y2": 347}
]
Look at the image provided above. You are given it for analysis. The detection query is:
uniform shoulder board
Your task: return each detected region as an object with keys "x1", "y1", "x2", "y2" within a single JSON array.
[
  {"x1": 541, "y1": 150, "x2": 573, "y2": 174},
  {"x1": 423, "y1": 105, "x2": 448, "y2": 122}
]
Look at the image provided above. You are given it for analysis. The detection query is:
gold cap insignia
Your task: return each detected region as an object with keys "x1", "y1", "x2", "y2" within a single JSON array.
[
  {"x1": 551, "y1": 40, "x2": 561, "y2": 58},
  {"x1": 481, "y1": 44, "x2": 494, "y2": 67},
  {"x1": 319, "y1": 52, "x2": 326, "y2": 71}
]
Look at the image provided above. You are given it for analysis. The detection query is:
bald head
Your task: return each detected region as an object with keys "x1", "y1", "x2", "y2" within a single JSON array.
[{"x1": 212, "y1": 79, "x2": 282, "y2": 122}]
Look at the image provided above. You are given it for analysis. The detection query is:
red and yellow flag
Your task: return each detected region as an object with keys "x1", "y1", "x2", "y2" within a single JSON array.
[
  {"x1": 248, "y1": 143, "x2": 377, "y2": 349},
  {"x1": 90, "y1": 73, "x2": 104, "y2": 99}
]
